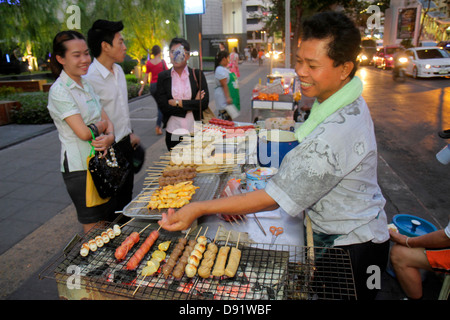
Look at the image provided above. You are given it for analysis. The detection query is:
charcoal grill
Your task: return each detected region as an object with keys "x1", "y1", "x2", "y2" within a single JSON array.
[{"x1": 39, "y1": 222, "x2": 356, "y2": 300}]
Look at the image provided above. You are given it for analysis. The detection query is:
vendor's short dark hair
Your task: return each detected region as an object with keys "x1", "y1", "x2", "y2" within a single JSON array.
[
  {"x1": 302, "y1": 11, "x2": 361, "y2": 78},
  {"x1": 87, "y1": 20, "x2": 124, "y2": 58},
  {"x1": 169, "y1": 38, "x2": 190, "y2": 52}
]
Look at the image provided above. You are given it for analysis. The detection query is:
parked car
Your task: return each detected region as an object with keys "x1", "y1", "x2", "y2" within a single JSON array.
[
  {"x1": 419, "y1": 41, "x2": 437, "y2": 47},
  {"x1": 404, "y1": 47, "x2": 450, "y2": 78},
  {"x1": 373, "y1": 45, "x2": 402, "y2": 69},
  {"x1": 437, "y1": 41, "x2": 450, "y2": 53}
]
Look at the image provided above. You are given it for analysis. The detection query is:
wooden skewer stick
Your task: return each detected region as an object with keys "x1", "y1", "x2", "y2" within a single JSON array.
[
  {"x1": 139, "y1": 223, "x2": 152, "y2": 235},
  {"x1": 213, "y1": 226, "x2": 221, "y2": 243},
  {"x1": 194, "y1": 226, "x2": 203, "y2": 240},
  {"x1": 119, "y1": 218, "x2": 135, "y2": 229},
  {"x1": 133, "y1": 275, "x2": 147, "y2": 296},
  {"x1": 202, "y1": 226, "x2": 209, "y2": 236},
  {"x1": 184, "y1": 228, "x2": 192, "y2": 238},
  {"x1": 225, "y1": 230, "x2": 231, "y2": 247},
  {"x1": 236, "y1": 232, "x2": 241, "y2": 249}
]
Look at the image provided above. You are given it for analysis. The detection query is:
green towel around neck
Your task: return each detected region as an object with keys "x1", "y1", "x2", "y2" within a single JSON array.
[{"x1": 294, "y1": 76, "x2": 363, "y2": 143}]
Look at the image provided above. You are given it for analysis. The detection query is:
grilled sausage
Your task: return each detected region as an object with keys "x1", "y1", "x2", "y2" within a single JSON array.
[
  {"x1": 212, "y1": 246, "x2": 230, "y2": 277},
  {"x1": 126, "y1": 230, "x2": 159, "y2": 270},
  {"x1": 224, "y1": 247, "x2": 241, "y2": 277},
  {"x1": 114, "y1": 232, "x2": 140, "y2": 261}
]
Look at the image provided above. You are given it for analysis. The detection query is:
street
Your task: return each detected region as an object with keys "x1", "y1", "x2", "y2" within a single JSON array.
[
  {"x1": 0, "y1": 59, "x2": 449, "y2": 300},
  {"x1": 359, "y1": 65, "x2": 450, "y2": 229}
]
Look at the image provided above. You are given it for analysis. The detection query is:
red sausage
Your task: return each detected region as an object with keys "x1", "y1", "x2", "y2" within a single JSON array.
[
  {"x1": 115, "y1": 232, "x2": 140, "y2": 261},
  {"x1": 126, "y1": 230, "x2": 159, "y2": 270}
]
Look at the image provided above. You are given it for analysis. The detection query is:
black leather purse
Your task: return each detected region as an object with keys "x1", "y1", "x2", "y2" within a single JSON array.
[{"x1": 88, "y1": 144, "x2": 131, "y2": 199}]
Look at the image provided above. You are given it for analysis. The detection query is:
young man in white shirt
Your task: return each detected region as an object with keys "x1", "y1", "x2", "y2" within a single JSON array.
[{"x1": 86, "y1": 20, "x2": 140, "y2": 212}]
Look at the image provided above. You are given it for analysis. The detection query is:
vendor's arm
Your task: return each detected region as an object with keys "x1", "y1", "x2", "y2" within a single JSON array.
[
  {"x1": 389, "y1": 228, "x2": 450, "y2": 249},
  {"x1": 159, "y1": 189, "x2": 278, "y2": 231}
]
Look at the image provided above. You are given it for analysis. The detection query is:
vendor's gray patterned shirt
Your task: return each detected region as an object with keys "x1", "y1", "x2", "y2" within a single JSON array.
[{"x1": 265, "y1": 96, "x2": 389, "y2": 246}]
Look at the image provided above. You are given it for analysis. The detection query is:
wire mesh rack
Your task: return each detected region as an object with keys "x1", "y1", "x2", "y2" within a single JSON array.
[
  {"x1": 123, "y1": 174, "x2": 220, "y2": 219},
  {"x1": 39, "y1": 223, "x2": 356, "y2": 300}
]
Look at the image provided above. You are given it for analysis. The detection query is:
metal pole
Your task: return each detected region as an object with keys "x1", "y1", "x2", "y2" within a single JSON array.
[{"x1": 285, "y1": 0, "x2": 290, "y2": 68}]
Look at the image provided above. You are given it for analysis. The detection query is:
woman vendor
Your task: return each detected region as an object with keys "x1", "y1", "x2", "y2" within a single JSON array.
[{"x1": 158, "y1": 11, "x2": 389, "y2": 300}]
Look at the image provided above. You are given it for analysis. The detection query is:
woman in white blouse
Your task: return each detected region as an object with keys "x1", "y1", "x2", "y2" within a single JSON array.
[{"x1": 47, "y1": 30, "x2": 116, "y2": 233}]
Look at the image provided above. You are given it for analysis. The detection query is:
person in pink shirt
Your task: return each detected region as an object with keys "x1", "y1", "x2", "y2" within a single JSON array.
[
  {"x1": 154, "y1": 38, "x2": 209, "y2": 150},
  {"x1": 139, "y1": 45, "x2": 168, "y2": 135},
  {"x1": 228, "y1": 47, "x2": 240, "y2": 78}
]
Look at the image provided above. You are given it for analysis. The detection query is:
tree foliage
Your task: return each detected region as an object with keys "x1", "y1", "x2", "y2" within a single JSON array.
[{"x1": 0, "y1": 0, "x2": 183, "y2": 63}]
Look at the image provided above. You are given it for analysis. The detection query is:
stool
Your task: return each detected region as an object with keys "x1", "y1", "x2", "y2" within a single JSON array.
[{"x1": 438, "y1": 274, "x2": 449, "y2": 300}]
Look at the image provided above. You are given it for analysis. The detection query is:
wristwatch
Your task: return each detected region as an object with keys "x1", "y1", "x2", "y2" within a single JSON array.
[{"x1": 176, "y1": 100, "x2": 179, "y2": 107}]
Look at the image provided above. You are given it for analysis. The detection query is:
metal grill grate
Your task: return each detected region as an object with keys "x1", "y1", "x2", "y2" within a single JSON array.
[
  {"x1": 123, "y1": 174, "x2": 220, "y2": 219},
  {"x1": 39, "y1": 224, "x2": 356, "y2": 300}
]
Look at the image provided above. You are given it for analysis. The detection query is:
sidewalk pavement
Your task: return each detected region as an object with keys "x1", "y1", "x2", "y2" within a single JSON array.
[{"x1": 0, "y1": 94, "x2": 445, "y2": 300}]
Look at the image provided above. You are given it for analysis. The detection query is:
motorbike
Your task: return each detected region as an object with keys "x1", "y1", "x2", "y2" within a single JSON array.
[{"x1": 393, "y1": 56, "x2": 408, "y2": 82}]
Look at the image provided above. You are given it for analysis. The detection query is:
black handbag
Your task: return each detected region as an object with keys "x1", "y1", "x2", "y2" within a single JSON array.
[{"x1": 88, "y1": 143, "x2": 132, "y2": 199}]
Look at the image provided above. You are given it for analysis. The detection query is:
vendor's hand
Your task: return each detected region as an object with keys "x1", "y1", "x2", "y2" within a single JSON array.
[
  {"x1": 158, "y1": 204, "x2": 199, "y2": 232},
  {"x1": 226, "y1": 97, "x2": 232, "y2": 105},
  {"x1": 389, "y1": 229, "x2": 408, "y2": 246},
  {"x1": 138, "y1": 87, "x2": 144, "y2": 96}
]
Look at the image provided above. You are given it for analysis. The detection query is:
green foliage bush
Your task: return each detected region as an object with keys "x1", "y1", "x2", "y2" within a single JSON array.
[
  {"x1": 0, "y1": 90, "x2": 52, "y2": 124},
  {"x1": 0, "y1": 80, "x2": 148, "y2": 124}
]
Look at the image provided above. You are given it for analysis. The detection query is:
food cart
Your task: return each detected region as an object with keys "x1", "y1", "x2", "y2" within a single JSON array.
[
  {"x1": 39, "y1": 126, "x2": 357, "y2": 300},
  {"x1": 251, "y1": 68, "x2": 301, "y2": 125}
]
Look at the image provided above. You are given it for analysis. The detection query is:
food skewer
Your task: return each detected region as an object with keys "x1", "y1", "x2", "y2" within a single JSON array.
[
  {"x1": 198, "y1": 226, "x2": 220, "y2": 279},
  {"x1": 79, "y1": 219, "x2": 136, "y2": 257},
  {"x1": 161, "y1": 228, "x2": 191, "y2": 279},
  {"x1": 224, "y1": 233, "x2": 242, "y2": 277},
  {"x1": 212, "y1": 230, "x2": 231, "y2": 277},
  {"x1": 114, "y1": 223, "x2": 152, "y2": 262}
]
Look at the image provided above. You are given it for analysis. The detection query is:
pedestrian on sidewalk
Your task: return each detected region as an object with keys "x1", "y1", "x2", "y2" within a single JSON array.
[
  {"x1": 389, "y1": 221, "x2": 450, "y2": 300},
  {"x1": 159, "y1": 11, "x2": 390, "y2": 300},
  {"x1": 47, "y1": 30, "x2": 117, "y2": 233},
  {"x1": 214, "y1": 50, "x2": 232, "y2": 120},
  {"x1": 86, "y1": 20, "x2": 141, "y2": 213},
  {"x1": 155, "y1": 37, "x2": 209, "y2": 151},
  {"x1": 139, "y1": 45, "x2": 168, "y2": 135},
  {"x1": 228, "y1": 47, "x2": 240, "y2": 78}
]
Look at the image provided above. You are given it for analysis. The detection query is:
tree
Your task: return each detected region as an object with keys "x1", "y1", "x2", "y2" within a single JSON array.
[
  {"x1": 265, "y1": 0, "x2": 391, "y2": 67},
  {"x1": 0, "y1": 0, "x2": 63, "y2": 59},
  {"x1": 0, "y1": 0, "x2": 183, "y2": 70}
]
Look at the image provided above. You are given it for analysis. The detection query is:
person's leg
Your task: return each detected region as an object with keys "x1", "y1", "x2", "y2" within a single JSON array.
[{"x1": 390, "y1": 244, "x2": 432, "y2": 299}]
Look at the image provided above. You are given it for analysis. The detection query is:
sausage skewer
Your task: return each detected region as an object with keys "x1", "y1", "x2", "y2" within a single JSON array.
[
  {"x1": 224, "y1": 232, "x2": 242, "y2": 277},
  {"x1": 161, "y1": 228, "x2": 191, "y2": 279},
  {"x1": 114, "y1": 223, "x2": 151, "y2": 261},
  {"x1": 185, "y1": 227, "x2": 209, "y2": 278},
  {"x1": 172, "y1": 227, "x2": 202, "y2": 279},
  {"x1": 126, "y1": 225, "x2": 161, "y2": 270},
  {"x1": 212, "y1": 230, "x2": 231, "y2": 277},
  {"x1": 198, "y1": 226, "x2": 220, "y2": 279}
]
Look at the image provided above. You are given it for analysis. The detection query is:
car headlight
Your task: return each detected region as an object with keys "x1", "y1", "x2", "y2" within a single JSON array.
[
  {"x1": 425, "y1": 64, "x2": 431, "y2": 69},
  {"x1": 361, "y1": 55, "x2": 368, "y2": 60},
  {"x1": 399, "y1": 57, "x2": 408, "y2": 63},
  {"x1": 388, "y1": 57, "x2": 394, "y2": 61}
]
